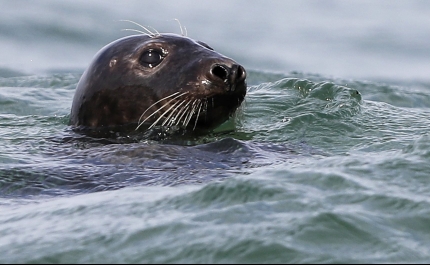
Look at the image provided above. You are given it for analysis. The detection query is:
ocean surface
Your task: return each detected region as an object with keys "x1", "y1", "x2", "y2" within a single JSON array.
[{"x1": 1, "y1": 0, "x2": 430, "y2": 263}]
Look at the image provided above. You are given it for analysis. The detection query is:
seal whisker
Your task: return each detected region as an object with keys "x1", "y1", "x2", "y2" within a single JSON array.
[
  {"x1": 137, "y1": 91, "x2": 181, "y2": 127},
  {"x1": 182, "y1": 102, "x2": 192, "y2": 127},
  {"x1": 121, "y1": 28, "x2": 151, "y2": 37},
  {"x1": 166, "y1": 99, "x2": 190, "y2": 127},
  {"x1": 161, "y1": 99, "x2": 187, "y2": 127},
  {"x1": 145, "y1": 25, "x2": 161, "y2": 37},
  {"x1": 148, "y1": 99, "x2": 184, "y2": 130},
  {"x1": 137, "y1": 92, "x2": 187, "y2": 123},
  {"x1": 175, "y1": 100, "x2": 193, "y2": 127},
  {"x1": 174, "y1": 18, "x2": 187, "y2": 37},
  {"x1": 136, "y1": 91, "x2": 188, "y2": 130},
  {"x1": 184, "y1": 99, "x2": 199, "y2": 128},
  {"x1": 192, "y1": 100, "x2": 203, "y2": 131},
  {"x1": 140, "y1": 97, "x2": 183, "y2": 130},
  {"x1": 119, "y1": 20, "x2": 160, "y2": 37},
  {"x1": 182, "y1": 100, "x2": 195, "y2": 127}
]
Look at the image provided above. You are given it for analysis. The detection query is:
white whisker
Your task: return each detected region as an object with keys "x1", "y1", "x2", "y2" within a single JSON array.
[
  {"x1": 174, "y1": 18, "x2": 186, "y2": 36},
  {"x1": 182, "y1": 104, "x2": 192, "y2": 127},
  {"x1": 136, "y1": 92, "x2": 188, "y2": 130},
  {"x1": 121, "y1": 28, "x2": 151, "y2": 36},
  {"x1": 175, "y1": 101, "x2": 193, "y2": 126},
  {"x1": 184, "y1": 99, "x2": 199, "y2": 128},
  {"x1": 148, "y1": 99, "x2": 183, "y2": 130},
  {"x1": 166, "y1": 99, "x2": 189, "y2": 127},
  {"x1": 192, "y1": 100, "x2": 203, "y2": 131},
  {"x1": 161, "y1": 99, "x2": 185, "y2": 126},
  {"x1": 137, "y1": 91, "x2": 180, "y2": 126},
  {"x1": 145, "y1": 25, "x2": 160, "y2": 36},
  {"x1": 119, "y1": 20, "x2": 160, "y2": 37}
]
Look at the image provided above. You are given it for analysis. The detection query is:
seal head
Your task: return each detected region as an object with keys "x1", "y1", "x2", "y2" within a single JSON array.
[{"x1": 69, "y1": 33, "x2": 247, "y2": 134}]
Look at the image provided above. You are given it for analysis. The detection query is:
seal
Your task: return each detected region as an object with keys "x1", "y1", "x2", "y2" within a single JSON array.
[{"x1": 69, "y1": 31, "x2": 247, "y2": 135}]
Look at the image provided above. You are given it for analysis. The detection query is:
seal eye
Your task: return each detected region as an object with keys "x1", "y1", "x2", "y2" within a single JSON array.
[{"x1": 140, "y1": 49, "x2": 164, "y2": 68}]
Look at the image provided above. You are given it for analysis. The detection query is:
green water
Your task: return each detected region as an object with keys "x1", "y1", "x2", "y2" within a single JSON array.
[{"x1": 0, "y1": 70, "x2": 429, "y2": 263}]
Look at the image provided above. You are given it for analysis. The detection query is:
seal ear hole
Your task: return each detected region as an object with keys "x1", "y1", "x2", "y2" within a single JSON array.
[{"x1": 139, "y1": 49, "x2": 164, "y2": 68}]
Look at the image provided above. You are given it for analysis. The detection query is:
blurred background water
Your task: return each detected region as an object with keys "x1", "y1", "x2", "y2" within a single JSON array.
[
  {"x1": 1, "y1": 0, "x2": 430, "y2": 263},
  {"x1": 2, "y1": 0, "x2": 430, "y2": 81}
]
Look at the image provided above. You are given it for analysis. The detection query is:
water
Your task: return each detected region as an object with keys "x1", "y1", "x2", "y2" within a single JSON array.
[{"x1": 1, "y1": 0, "x2": 430, "y2": 263}]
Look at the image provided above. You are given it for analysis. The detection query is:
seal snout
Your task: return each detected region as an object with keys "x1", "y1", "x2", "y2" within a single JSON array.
[{"x1": 210, "y1": 63, "x2": 247, "y2": 91}]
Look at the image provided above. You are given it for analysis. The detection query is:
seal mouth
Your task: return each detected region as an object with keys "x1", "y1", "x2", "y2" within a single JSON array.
[{"x1": 193, "y1": 92, "x2": 245, "y2": 126}]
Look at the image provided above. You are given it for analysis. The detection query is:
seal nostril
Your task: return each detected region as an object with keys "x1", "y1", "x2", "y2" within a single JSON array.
[{"x1": 211, "y1": 65, "x2": 229, "y2": 81}]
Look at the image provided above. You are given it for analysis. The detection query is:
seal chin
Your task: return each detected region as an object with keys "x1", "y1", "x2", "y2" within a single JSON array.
[{"x1": 69, "y1": 33, "x2": 247, "y2": 136}]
